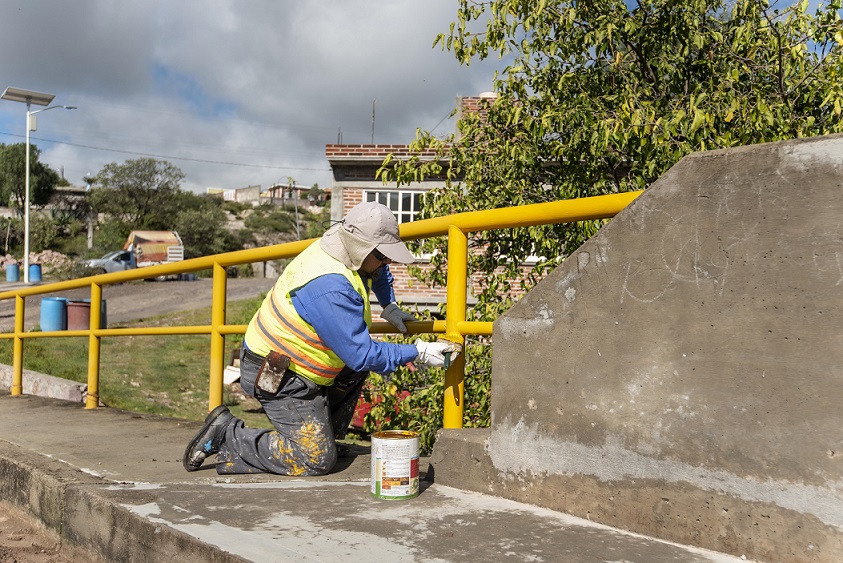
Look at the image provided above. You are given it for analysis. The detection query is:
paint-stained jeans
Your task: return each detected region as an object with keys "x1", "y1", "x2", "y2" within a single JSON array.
[{"x1": 215, "y1": 349, "x2": 367, "y2": 476}]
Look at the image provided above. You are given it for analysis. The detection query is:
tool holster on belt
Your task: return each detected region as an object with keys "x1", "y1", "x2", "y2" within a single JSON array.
[{"x1": 254, "y1": 350, "x2": 292, "y2": 394}]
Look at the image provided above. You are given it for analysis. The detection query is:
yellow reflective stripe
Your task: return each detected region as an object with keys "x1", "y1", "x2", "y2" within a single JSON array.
[
  {"x1": 288, "y1": 356, "x2": 341, "y2": 381},
  {"x1": 254, "y1": 316, "x2": 339, "y2": 377},
  {"x1": 275, "y1": 342, "x2": 341, "y2": 380},
  {"x1": 243, "y1": 242, "x2": 372, "y2": 387},
  {"x1": 268, "y1": 295, "x2": 330, "y2": 351},
  {"x1": 252, "y1": 306, "x2": 342, "y2": 381},
  {"x1": 254, "y1": 316, "x2": 341, "y2": 379}
]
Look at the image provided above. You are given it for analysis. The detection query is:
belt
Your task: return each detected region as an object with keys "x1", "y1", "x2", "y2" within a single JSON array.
[{"x1": 242, "y1": 347, "x2": 266, "y2": 365}]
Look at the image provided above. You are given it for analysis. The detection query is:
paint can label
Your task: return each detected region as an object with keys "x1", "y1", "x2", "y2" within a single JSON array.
[{"x1": 371, "y1": 430, "x2": 419, "y2": 500}]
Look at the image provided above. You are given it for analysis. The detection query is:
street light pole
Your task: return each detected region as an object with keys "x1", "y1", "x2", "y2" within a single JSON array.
[
  {"x1": 2, "y1": 87, "x2": 75, "y2": 283},
  {"x1": 23, "y1": 104, "x2": 76, "y2": 282},
  {"x1": 24, "y1": 105, "x2": 31, "y2": 283}
]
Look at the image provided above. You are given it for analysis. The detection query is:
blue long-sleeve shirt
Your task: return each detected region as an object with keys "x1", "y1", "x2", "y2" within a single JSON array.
[{"x1": 289, "y1": 265, "x2": 418, "y2": 374}]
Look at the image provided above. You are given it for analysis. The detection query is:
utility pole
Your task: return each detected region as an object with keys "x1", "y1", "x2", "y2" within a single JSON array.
[
  {"x1": 288, "y1": 177, "x2": 300, "y2": 240},
  {"x1": 371, "y1": 98, "x2": 376, "y2": 144}
]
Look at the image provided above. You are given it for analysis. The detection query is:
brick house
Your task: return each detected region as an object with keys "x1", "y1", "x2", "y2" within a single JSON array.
[{"x1": 325, "y1": 94, "x2": 497, "y2": 312}]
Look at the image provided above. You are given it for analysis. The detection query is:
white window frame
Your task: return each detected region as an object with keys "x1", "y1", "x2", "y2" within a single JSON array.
[
  {"x1": 365, "y1": 189, "x2": 433, "y2": 260},
  {"x1": 364, "y1": 189, "x2": 547, "y2": 265},
  {"x1": 364, "y1": 189, "x2": 423, "y2": 224}
]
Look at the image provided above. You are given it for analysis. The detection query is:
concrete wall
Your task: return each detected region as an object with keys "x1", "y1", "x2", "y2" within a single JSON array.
[
  {"x1": 234, "y1": 185, "x2": 261, "y2": 204},
  {"x1": 487, "y1": 135, "x2": 843, "y2": 562},
  {"x1": 0, "y1": 364, "x2": 86, "y2": 403}
]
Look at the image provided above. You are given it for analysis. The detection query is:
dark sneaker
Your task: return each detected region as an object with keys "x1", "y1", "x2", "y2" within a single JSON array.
[{"x1": 182, "y1": 405, "x2": 234, "y2": 472}]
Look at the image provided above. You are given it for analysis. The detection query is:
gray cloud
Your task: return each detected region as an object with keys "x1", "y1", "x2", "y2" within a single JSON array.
[{"x1": 0, "y1": 0, "x2": 498, "y2": 192}]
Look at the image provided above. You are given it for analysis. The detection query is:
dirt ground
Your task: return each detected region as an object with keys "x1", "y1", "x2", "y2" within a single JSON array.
[{"x1": 0, "y1": 501, "x2": 104, "y2": 563}]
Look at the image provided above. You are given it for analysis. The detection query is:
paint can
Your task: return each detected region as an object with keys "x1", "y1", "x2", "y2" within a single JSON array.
[{"x1": 370, "y1": 430, "x2": 420, "y2": 500}]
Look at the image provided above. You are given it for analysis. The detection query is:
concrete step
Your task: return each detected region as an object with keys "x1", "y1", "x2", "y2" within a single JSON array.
[{"x1": 0, "y1": 392, "x2": 749, "y2": 562}]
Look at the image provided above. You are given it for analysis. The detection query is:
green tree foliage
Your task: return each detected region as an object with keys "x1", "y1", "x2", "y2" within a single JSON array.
[
  {"x1": 306, "y1": 183, "x2": 328, "y2": 206},
  {"x1": 243, "y1": 204, "x2": 329, "y2": 246},
  {"x1": 88, "y1": 218, "x2": 134, "y2": 257},
  {"x1": 86, "y1": 158, "x2": 254, "y2": 262},
  {"x1": 386, "y1": 0, "x2": 843, "y2": 316},
  {"x1": 0, "y1": 143, "x2": 60, "y2": 212},
  {"x1": 362, "y1": 337, "x2": 492, "y2": 454},
  {"x1": 40, "y1": 192, "x2": 96, "y2": 256},
  {"x1": 302, "y1": 204, "x2": 331, "y2": 239},
  {"x1": 377, "y1": 0, "x2": 843, "y2": 432},
  {"x1": 173, "y1": 203, "x2": 243, "y2": 259},
  {"x1": 243, "y1": 206, "x2": 297, "y2": 243},
  {"x1": 89, "y1": 158, "x2": 185, "y2": 228}
]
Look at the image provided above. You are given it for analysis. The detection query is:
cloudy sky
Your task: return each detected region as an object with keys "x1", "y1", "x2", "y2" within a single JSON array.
[{"x1": 0, "y1": 1, "x2": 500, "y2": 193}]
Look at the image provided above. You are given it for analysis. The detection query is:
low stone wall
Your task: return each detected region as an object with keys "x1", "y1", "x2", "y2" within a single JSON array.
[{"x1": 0, "y1": 364, "x2": 86, "y2": 403}]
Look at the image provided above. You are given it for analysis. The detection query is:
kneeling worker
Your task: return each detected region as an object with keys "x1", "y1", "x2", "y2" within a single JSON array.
[{"x1": 183, "y1": 201, "x2": 458, "y2": 476}]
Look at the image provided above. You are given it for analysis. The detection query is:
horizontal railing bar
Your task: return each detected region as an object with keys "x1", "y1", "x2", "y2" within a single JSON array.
[
  {"x1": 369, "y1": 320, "x2": 445, "y2": 334},
  {"x1": 0, "y1": 320, "x2": 451, "y2": 339},
  {"x1": 0, "y1": 243, "x2": 314, "y2": 301},
  {"x1": 399, "y1": 191, "x2": 641, "y2": 240},
  {"x1": 0, "y1": 192, "x2": 641, "y2": 302},
  {"x1": 2, "y1": 192, "x2": 643, "y2": 421},
  {"x1": 0, "y1": 326, "x2": 216, "y2": 338},
  {"x1": 457, "y1": 321, "x2": 494, "y2": 336}
]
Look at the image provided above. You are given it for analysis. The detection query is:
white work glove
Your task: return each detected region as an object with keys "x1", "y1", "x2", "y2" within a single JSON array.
[
  {"x1": 414, "y1": 339, "x2": 459, "y2": 369},
  {"x1": 381, "y1": 302, "x2": 417, "y2": 333}
]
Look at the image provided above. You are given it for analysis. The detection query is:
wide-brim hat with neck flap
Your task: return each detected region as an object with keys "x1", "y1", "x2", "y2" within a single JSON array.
[{"x1": 320, "y1": 201, "x2": 416, "y2": 270}]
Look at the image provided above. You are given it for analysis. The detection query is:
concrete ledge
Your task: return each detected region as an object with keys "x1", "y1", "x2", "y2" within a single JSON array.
[
  {"x1": 0, "y1": 363, "x2": 86, "y2": 403},
  {"x1": 0, "y1": 441, "x2": 246, "y2": 563},
  {"x1": 0, "y1": 394, "x2": 748, "y2": 562},
  {"x1": 429, "y1": 428, "x2": 843, "y2": 562},
  {"x1": 428, "y1": 428, "x2": 496, "y2": 493},
  {"x1": 64, "y1": 486, "x2": 247, "y2": 563}
]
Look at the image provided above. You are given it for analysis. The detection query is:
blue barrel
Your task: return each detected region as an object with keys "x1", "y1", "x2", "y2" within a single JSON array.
[
  {"x1": 40, "y1": 297, "x2": 67, "y2": 332},
  {"x1": 5, "y1": 264, "x2": 19, "y2": 282},
  {"x1": 29, "y1": 264, "x2": 42, "y2": 282}
]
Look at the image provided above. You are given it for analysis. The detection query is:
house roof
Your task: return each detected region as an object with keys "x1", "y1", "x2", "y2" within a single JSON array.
[{"x1": 325, "y1": 144, "x2": 446, "y2": 163}]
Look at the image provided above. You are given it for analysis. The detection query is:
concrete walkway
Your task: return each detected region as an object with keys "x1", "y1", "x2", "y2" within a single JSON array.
[{"x1": 0, "y1": 391, "x2": 750, "y2": 562}]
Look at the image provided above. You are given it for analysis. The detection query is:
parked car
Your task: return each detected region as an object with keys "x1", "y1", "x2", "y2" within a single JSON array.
[
  {"x1": 84, "y1": 249, "x2": 133, "y2": 275},
  {"x1": 83, "y1": 231, "x2": 185, "y2": 278}
]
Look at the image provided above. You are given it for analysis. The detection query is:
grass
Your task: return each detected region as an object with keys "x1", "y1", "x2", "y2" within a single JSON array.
[
  {"x1": 0, "y1": 292, "x2": 377, "y2": 450},
  {"x1": 0, "y1": 295, "x2": 276, "y2": 429}
]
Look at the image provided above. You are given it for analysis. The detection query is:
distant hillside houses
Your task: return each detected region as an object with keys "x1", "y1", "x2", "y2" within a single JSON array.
[
  {"x1": 206, "y1": 184, "x2": 330, "y2": 207},
  {"x1": 204, "y1": 94, "x2": 501, "y2": 309}
]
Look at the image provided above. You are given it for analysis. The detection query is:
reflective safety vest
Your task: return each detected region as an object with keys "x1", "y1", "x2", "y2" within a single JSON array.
[{"x1": 244, "y1": 242, "x2": 372, "y2": 386}]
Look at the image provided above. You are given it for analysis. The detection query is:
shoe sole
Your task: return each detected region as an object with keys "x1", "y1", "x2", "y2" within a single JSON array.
[{"x1": 182, "y1": 405, "x2": 231, "y2": 472}]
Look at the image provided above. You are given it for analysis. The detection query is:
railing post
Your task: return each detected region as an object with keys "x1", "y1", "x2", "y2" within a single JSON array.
[
  {"x1": 208, "y1": 263, "x2": 227, "y2": 411},
  {"x1": 86, "y1": 283, "x2": 102, "y2": 409},
  {"x1": 443, "y1": 225, "x2": 468, "y2": 428},
  {"x1": 11, "y1": 295, "x2": 24, "y2": 396}
]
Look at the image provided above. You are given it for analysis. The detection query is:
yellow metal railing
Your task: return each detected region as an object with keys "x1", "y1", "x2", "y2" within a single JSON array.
[{"x1": 0, "y1": 191, "x2": 641, "y2": 427}]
